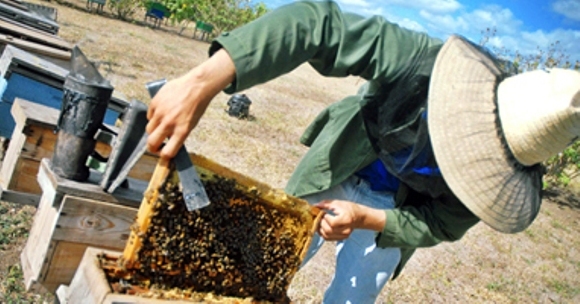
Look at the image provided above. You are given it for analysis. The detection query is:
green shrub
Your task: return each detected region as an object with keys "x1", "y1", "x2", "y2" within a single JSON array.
[
  {"x1": 109, "y1": 0, "x2": 144, "y2": 20},
  {"x1": 544, "y1": 141, "x2": 580, "y2": 188}
]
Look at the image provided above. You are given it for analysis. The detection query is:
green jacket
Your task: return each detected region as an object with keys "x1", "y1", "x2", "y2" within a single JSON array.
[{"x1": 210, "y1": 0, "x2": 479, "y2": 278}]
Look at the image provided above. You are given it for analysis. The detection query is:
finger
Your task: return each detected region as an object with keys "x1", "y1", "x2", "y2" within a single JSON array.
[
  {"x1": 315, "y1": 199, "x2": 329, "y2": 208},
  {"x1": 160, "y1": 133, "x2": 186, "y2": 159},
  {"x1": 324, "y1": 212, "x2": 347, "y2": 227},
  {"x1": 147, "y1": 123, "x2": 171, "y2": 154},
  {"x1": 145, "y1": 115, "x2": 160, "y2": 135},
  {"x1": 319, "y1": 216, "x2": 347, "y2": 238},
  {"x1": 319, "y1": 217, "x2": 332, "y2": 233},
  {"x1": 318, "y1": 218, "x2": 333, "y2": 240},
  {"x1": 146, "y1": 103, "x2": 156, "y2": 120},
  {"x1": 315, "y1": 199, "x2": 333, "y2": 209}
]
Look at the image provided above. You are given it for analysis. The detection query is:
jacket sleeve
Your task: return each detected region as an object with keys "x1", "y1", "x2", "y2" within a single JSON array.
[
  {"x1": 209, "y1": 0, "x2": 442, "y2": 93},
  {"x1": 376, "y1": 186, "x2": 480, "y2": 248}
]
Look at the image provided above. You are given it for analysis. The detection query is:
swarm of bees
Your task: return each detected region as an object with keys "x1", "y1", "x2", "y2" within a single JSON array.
[{"x1": 102, "y1": 173, "x2": 319, "y2": 303}]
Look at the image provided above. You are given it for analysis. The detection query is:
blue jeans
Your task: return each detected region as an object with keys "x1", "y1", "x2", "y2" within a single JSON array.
[{"x1": 300, "y1": 176, "x2": 401, "y2": 304}]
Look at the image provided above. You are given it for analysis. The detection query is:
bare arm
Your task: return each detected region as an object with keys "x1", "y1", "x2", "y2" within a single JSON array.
[{"x1": 146, "y1": 49, "x2": 236, "y2": 159}]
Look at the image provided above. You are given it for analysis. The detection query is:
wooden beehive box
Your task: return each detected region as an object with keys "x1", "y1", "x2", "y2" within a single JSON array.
[
  {"x1": 60, "y1": 155, "x2": 323, "y2": 303},
  {"x1": 61, "y1": 247, "x2": 256, "y2": 304}
]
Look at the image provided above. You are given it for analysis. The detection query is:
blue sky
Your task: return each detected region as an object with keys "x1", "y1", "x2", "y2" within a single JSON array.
[{"x1": 254, "y1": 0, "x2": 580, "y2": 64}]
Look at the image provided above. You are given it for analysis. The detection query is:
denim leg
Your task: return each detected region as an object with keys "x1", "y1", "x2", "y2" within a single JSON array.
[{"x1": 300, "y1": 176, "x2": 401, "y2": 304}]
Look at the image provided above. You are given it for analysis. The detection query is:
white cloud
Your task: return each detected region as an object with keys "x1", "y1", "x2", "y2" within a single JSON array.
[
  {"x1": 520, "y1": 29, "x2": 580, "y2": 62},
  {"x1": 338, "y1": 0, "x2": 372, "y2": 8},
  {"x1": 331, "y1": 0, "x2": 580, "y2": 63},
  {"x1": 379, "y1": 10, "x2": 427, "y2": 32},
  {"x1": 396, "y1": 18, "x2": 427, "y2": 32},
  {"x1": 385, "y1": 0, "x2": 461, "y2": 14},
  {"x1": 463, "y1": 5, "x2": 522, "y2": 35},
  {"x1": 419, "y1": 10, "x2": 469, "y2": 34},
  {"x1": 359, "y1": 6, "x2": 385, "y2": 17},
  {"x1": 413, "y1": 4, "x2": 524, "y2": 47},
  {"x1": 553, "y1": 0, "x2": 580, "y2": 22},
  {"x1": 338, "y1": 0, "x2": 460, "y2": 15},
  {"x1": 483, "y1": 29, "x2": 580, "y2": 64}
]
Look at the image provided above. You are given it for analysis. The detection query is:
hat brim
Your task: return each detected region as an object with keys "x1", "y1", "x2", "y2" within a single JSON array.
[{"x1": 427, "y1": 35, "x2": 543, "y2": 233}]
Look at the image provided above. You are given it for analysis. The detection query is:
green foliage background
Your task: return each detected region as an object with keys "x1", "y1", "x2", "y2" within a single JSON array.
[
  {"x1": 108, "y1": 0, "x2": 268, "y2": 35},
  {"x1": 164, "y1": 0, "x2": 268, "y2": 34}
]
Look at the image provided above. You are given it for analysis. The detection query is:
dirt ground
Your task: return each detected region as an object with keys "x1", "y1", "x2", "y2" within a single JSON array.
[{"x1": 1, "y1": 0, "x2": 579, "y2": 303}]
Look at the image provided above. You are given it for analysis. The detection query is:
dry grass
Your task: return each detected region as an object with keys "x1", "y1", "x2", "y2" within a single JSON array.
[{"x1": 1, "y1": 0, "x2": 579, "y2": 303}]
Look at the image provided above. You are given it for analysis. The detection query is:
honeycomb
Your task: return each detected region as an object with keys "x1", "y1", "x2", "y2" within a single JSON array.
[{"x1": 101, "y1": 160, "x2": 321, "y2": 303}]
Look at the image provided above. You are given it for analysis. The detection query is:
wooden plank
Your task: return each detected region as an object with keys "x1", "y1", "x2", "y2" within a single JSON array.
[
  {"x1": 39, "y1": 158, "x2": 144, "y2": 208},
  {"x1": 42, "y1": 241, "x2": 120, "y2": 293},
  {"x1": 122, "y1": 157, "x2": 172, "y2": 267},
  {"x1": 0, "y1": 0, "x2": 28, "y2": 11},
  {"x1": 53, "y1": 195, "x2": 136, "y2": 248},
  {"x1": 56, "y1": 285, "x2": 69, "y2": 304},
  {"x1": 0, "y1": 99, "x2": 54, "y2": 194},
  {"x1": 0, "y1": 187, "x2": 40, "y2": 206},
  {"x1": 0, "y1": 118, "x2": 25, "y2": 189},
  {"x1": 0, "y1": 34, "x2": 71, "y2": 60},
  {"x1": 0, "y1": 2, "x2": 59, "y2": 34},
  {"x1": 0, "y1": 16, "x2": 41, "y2": 34},
  {"x1": 12, "y1": 157, "x2": 41, "y2": 193},
  {"x1": 104, "y1": 294, "x2": 195, "y2": 304},
  {"x1": 66, "y1": 247, "x2": 115, "y2": 304},
  {"x1": 41, "y1": 196, "x2": 138, "y2": 292},
  {"x1": 6, "y1": 158, "x2": 42, "y2": 194},
  {"x1": 12, "y1": 97, "x2": 59, "y2": 128},
  {"x1": 0, "y1": 18, "x2": 72, "y2": 51},
  {"x1": 66, "y1": 248, "x2": 195, "y2": 304},
  {"x1": 0, "y1": 44, "x2": 68, "y2": 81},
  {"x1": 20, "y1": 165, "x2": 59, "y2": 291},
  {"x1": 40, "y1": 241, "x2": 81, "y2": 293},
  {"x1": 128, "y1": 152, "x2": 157, "y2": 181},
  {"x1": 21, "y1": 127, "x2": 58, "y2": 161}
]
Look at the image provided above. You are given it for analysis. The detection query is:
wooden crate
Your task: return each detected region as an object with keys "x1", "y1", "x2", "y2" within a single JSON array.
[
  {"x1": 20, "y1": 158, "x2": 144, "y2": 293},
  {"x1": 60, "y1": 247, "x2": 280, "y2": 303},
  {"x1": 0, "y1": 1, "x2": 59, "y2": 34},
  {"x1": 0, "y1": 98, "x2": 157, "y2": 205},
  {"x1": 58, "y1": 247, "x2": 202, "y2": 304},
  {"x1": 0, "y1": 14, "x2": 73, "y2": 65},
  {"x1": 0, "y1": 45, "x2": 129, "y2": 139}
]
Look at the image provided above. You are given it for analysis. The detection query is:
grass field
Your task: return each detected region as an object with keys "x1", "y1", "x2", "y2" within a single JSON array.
[{"x1": 1, "y1": 0, "x2": 579, "y2": 303}]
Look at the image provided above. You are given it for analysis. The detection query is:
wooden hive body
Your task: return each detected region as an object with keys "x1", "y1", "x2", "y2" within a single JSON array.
[{"x1": 61, "y1": 155, "x2": 323, "y2": 303}]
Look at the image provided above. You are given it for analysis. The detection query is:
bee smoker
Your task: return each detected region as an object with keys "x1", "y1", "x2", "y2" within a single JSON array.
[{"x1": 51, "y1": 46, "x2": 114, "y2": 181}]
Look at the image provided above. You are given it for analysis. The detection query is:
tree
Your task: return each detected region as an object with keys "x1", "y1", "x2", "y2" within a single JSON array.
[{"x1": 160, "y1": 0, "x2": 269, "y2": 36}]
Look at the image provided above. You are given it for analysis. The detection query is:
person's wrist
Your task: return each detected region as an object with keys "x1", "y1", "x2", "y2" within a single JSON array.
[
  {"x1": 355, "y1": 204, "x2": 386, "y2": 232},
  {"x1": 353, "y1": 204, "x2": 369, "y2": 229},
  {"x1": 189, "y1": 49, "x2": 235, "y2": 95}
]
